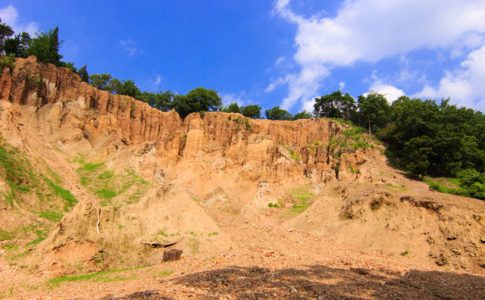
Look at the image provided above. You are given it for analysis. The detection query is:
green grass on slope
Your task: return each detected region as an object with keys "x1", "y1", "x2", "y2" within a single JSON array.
[
  {"x1": 47, "y1": 265, "x2": 149, "y2": 287},
  {"x1": 0, "y1": 137, "x2": 78, "y2": 252},
  {"x1": 76, "y1": 162, "x2": 150, "y2": 207}
]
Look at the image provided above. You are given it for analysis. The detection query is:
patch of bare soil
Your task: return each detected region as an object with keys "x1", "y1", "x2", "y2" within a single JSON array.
[{"x1": 3, "y1": 208, "x2": 483, "y2": 299}]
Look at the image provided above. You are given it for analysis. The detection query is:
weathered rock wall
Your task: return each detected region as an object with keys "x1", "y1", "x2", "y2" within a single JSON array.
[{"x1": 0, "y1": 56, "x2": 361, "y2": 183}]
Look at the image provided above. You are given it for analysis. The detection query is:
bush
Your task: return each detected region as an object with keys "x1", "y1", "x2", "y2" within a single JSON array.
[{"x1": 0, "y1": 56, "x2": 15, "y2": 72}]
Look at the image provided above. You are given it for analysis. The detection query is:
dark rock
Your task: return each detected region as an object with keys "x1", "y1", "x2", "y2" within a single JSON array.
[{"x1": 163, "y1": 249, "x2": 183, "y2": 262}]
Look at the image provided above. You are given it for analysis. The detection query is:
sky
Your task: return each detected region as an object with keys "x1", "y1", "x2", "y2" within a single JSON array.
[{"x1": 1, "y1": 0, "x2": 485, "y2": 114}]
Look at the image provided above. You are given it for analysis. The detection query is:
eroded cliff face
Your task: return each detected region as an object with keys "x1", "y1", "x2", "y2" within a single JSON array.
[
  {"x1": 0, "y1": 57, "x2": 484, "y2": 275},
  {"x1": 0, "y1": 56, "x2": 378, "y2": 186}
]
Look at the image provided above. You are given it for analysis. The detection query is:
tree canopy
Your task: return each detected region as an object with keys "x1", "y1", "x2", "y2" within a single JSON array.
[
  {"x1": 314, "y1": 91, "x2": 356, "y2": 121},
  {"x1": 265, "y1": 106, "x2": 292, "y2": 120},
  {"x1": 172, "y1": 87, "x2": 222, "y2": 118},
  {"x1": 25, "y1": 27, "x2": 63, "y2": 65},
  {"x1": 221, "y1": 103, "x2": 242, "y2": 113},
  {"x1": 356, "y1": 93, "x2": 391, "y2": 136},
  {"x1": 241, "y1": 104, "x2": 262, "y2": 119},
  {"x1": 139, "y1": 90, "x2": 175, "y2": 112},
  {"x1": 380, "y1": 97, "x2": 485, "y2": 178},
  {"x1": 292, "y1": 111, "x2": 313, "y2": 120}
]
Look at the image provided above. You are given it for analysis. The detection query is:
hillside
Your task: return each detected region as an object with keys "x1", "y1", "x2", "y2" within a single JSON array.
[{"x1": 0, "y1": 56, "x2": 484, "y2": 298}]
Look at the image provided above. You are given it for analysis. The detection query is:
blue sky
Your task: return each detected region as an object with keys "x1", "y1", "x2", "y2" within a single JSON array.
[{"x1": 1, "y1": 0, "x2": 485, "y2": 113}]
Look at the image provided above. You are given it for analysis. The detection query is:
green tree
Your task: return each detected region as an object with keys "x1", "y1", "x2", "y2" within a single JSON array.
[
  {"x1": 107, "y1": 78, "x2": 122, "y2": 94},
  {"x1": 314, "y1": 91, "x2": 356, "y2": 121},
  {"x1": 76, "y1": 65, "x2": 89, "y2": 82},
  {"x1": 241, "y1": 104, "x2": 261, "y2": 119},
  {"x1": 380, "y1": 96, "x2": 485, "y2": 178},
  {"x1": 120, "y1": 80, "x2": 141, "y2": 98},
  {"x1": 139, "y1": 90, "x2": 175, "y2": 111},
  {"x1": 292, "y1": 111, "x2": 313, "y2": 120},
  {"x1": 265, "y1": 106, "x2": 292, "y2": 120},
  {"x1": 356, "y1": 93, "x2": 391, "y2": 136},
  {"x1": 3, "y1": 32, "x2": 31, "y2": 57},
  {"x1": 221, "y1": 102, "x2": 241, "y2": 113},
  {"x1": 25, "y1": 26, "x2": 63, "y2": 65},
  {"x1": 89, "y1": 73, "x2": 112, "y2": 91},
  {"x1": 59, "y1": 61, "x2": 76, "y2": 72},
  {"x1": 0, "y1": 21, "x2": 14, "y2": 52},
  {"x1": 172, "y1": 87, "x2": 222, "y2": 118}
]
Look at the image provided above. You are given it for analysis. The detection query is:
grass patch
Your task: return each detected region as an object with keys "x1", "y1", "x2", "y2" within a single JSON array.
[
  {"x1": 284, "y1": 146, "x2": 301, "y2": 162},
  {"x1": 38, "y1": 210, "x2": 63, "y2": 222},
  {"x1": 423, "y1": 172, "x2": 485, "y2": 200},
  {"x1": 47, "y1": 266, "x2": 147, "y2": 287},
  {"x1": 40, "y1": 160, "x2": 62, "y2": 184},
  {"x1": 1, "y1": 242, "x2": 18, "y2": 251},
  {"x1": 289, "y1": 205, "x2": 307, "y2": 214},
  {"x1": 0, "y1": 228, "x2": 12, "y2": 241},
  {"x1": 401, "y1": 250, "x2": 409, "y2": 256},
  {"x1": 384, "y1": 184, "x2": 408, "y2": 191},
  {"x1": 25, "y1": 228, "x2": 47, "y2": 247},
  {"x1": 44, "y1": 176, "x2": 77, "y2": 211},
  {"x1": 72, "y1": 153, "x2": 86, "y2": 164},
  {"x1": 157, "y1": 230, "x2": 168, "y2": 237},
  {"x1": 231, "y1": 116, "x2": 253, "y2": 131},
  {"x1": 96, "y1": 189, "x2": 118, "y2": 199},
  {"x1": 324, "y1": 125, "x2": 381, "y2": 175},
  {"x1": 153, "y1": 270, "x2": 173, "y2": 278},
  {"x1": 348, "y1": 166, "x2": 360, "y2": 174},
  {"x1": 423, "y1": 177, "x2": 463, "y2": 196},
  {"x1": 77, "y1": 163, "x2": 150, "y2": 207},
  {"x1": 0, "y1": 140, "x2": 38, "y2": 205},
  {"x1": 268, "y1": 202, "x2": 279, "y2": 208},
  {"x1": 97, "y1": 170, "x2": 114, "y2": 179},
  {"x1": 79, "y1": 162, "x2": 104, "y2": 171},
  {"x1": 244, "y1": 118, "x2": 253, "y2": 131},
  {"x1": 285, "y1": 185, "x2": 315, "y2": 215}
]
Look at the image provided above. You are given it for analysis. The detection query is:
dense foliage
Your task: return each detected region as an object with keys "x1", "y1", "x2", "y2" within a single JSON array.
[
  {"x1": 0, "y1": 20, "x2": 77, "y2": 72},
  {"x1": 313, "y1": 91, "x2": 485, "y2": 199},
  {"x1": 380, "y1": 97, "x2": 485, "y2": 178},
  {"x1": 172, "y1": 87, "x2": 222, "y2": 118},
  {"x1": 265, "y1": 106, "x2": 292, "y2": 120},
  {"x1": 241, "y1": 105, "x2": 262, "y2": 119},
  {"x1": 24, "y1": 27, "x2": 63, "y2": 65},
  {"x1": 314, "y1": 91, "x2": 356, "y2": 121}
]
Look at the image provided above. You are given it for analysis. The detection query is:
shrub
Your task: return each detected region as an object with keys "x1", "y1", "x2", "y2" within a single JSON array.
[{"x1": 0, "y1": 56, "x2": 15, "y2": 72}]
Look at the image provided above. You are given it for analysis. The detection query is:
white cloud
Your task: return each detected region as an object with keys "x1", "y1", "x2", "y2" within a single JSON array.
[
  {"x1": 367, "y1": 80, "x2": 405, "y2": 102},
  {"x1": 338, "y1": 81, "x2": 345, "y2": 91},
  {"x1": 0, "y1": 5, "x2": 38, "y2": 36},
  {"x1": 154, "y1": 75, "x2": 162, "y2": 86},
  {"x1": 274, "y1": 0, "x2": 485, "y2": 110},
  {"x1": 220, "y1": 91, "x2": 249, "y2": 107},
  {"x1": 264, "y1": 75, "x2": 290, "y2": 93},
  {"x1": 274, "y1": 56, "x2": 285, "y2": 66},
  {"x1": 148, "y1": 74, "x2": 162, "y2": 91},
  {"x1": 120, "y1": 40, "x2": 137, "y2": 57},
  {"x1": 415, "y1": 45, "x2": 485, "y2": 111}
]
